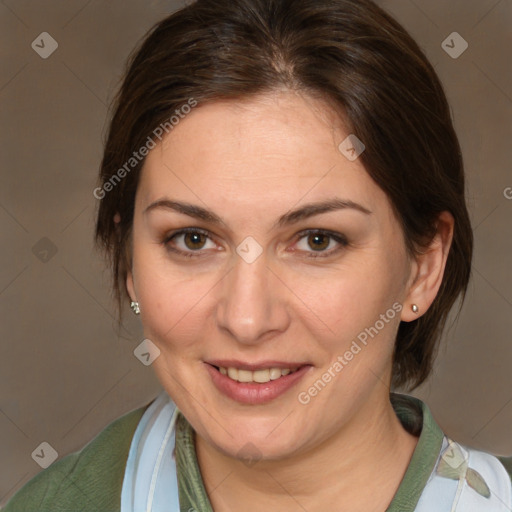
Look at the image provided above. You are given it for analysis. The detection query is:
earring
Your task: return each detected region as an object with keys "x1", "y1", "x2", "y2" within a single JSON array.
[
  {"x1": 130, "y1": 301, "x2": 140, "y2": 315},
  {"x1": 411, "y1": 304, "x2": 419, "y2": 313}
]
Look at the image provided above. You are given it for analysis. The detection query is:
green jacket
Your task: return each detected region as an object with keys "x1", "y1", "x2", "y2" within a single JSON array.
[
  {"x1": 2, "y1": 404, "x2": 147, "y2": 511},
  {"x1": 3, "y1": 397, "x2": 512, "y2": 511}
]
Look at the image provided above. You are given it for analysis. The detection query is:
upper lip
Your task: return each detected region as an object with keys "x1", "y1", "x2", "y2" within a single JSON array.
[{"x1": 206, "y1": 360, "x2": 310, "y2": 372}]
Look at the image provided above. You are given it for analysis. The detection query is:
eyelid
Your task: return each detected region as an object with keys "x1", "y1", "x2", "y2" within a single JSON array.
[
  {"x1": 291, "y1": 228, "x2": 348, "y2": 258},
  {"x1": 162, "y1": 226, "x2": 212, "y2": 244},
  {"x1": 162, "y1": 227, "x2": 218, "y2": 258},
  {"x1": 162, "y1": 227, "x2": 348, "y2": 258},
  {"x1": 294, "y1": 228, "x2": 348, "y2": 243}
]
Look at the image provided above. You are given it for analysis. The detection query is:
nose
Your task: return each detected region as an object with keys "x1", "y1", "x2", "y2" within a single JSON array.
[{"x1": 215, "y1": 250, "x2": 291, "y2": 345}]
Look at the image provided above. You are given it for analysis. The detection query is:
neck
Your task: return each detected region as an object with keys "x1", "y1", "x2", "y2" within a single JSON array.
[{"x1": 195, "y1": 390, "x2": 419, "y2": 512}]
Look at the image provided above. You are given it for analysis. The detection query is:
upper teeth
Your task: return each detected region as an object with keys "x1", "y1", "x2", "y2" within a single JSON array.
[{"x1": 219, "y1": 366, "x2": 296, "y2": 383}]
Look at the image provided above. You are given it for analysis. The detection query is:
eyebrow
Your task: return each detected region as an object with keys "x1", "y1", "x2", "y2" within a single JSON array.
[{"x1": 143, "y1": 197, "x2": 372, "y2": 229}]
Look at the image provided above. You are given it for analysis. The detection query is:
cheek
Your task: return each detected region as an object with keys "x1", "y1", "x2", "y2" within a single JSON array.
[
  {"x1": 292, "y1": 261, "x2": 404, "y2": 389},
  {"x1": 132, "y1": 239, "x2": 218, "y2": 352},
  {"x1": 298, "y1": 260, "x2": 400, "y2": 335},
  {"x1": 138, "y1": 272, "x2": 215, "y2": 349},
  {"x1": 132, "y1": 227, "x2": 407, "y2": 362}
]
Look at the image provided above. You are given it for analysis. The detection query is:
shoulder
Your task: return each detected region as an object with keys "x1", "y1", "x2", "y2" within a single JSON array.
[{"x1": 2, "y1": 401, "x2": 151, "y2": 512}]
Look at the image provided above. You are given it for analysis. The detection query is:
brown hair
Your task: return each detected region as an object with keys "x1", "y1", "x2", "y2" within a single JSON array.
[{"x1": 95, "y1": 0, "x2": 473, "y2": 390}]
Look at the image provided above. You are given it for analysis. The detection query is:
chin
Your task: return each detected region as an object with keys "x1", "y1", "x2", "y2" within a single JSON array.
[{"x1": 200, "y1": 417, "x2": 310, "y2": 463}]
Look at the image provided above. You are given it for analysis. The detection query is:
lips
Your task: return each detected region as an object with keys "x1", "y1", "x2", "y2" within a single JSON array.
[{"x1": 204, "y1": 360, "x2": 312, "y2": 405}]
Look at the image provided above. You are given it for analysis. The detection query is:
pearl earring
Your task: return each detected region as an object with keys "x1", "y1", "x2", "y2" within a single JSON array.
[
  {"x1": 411, "y1": 304, "x2": 419, "y2": 313},
  {"x1": 130, "y1": 301, "x2": 140, "y2": 315}
]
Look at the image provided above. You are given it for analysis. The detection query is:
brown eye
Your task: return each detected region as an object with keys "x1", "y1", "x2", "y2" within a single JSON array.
[
  {"x1": 294, "y1": 229, "x2": 348, "y2": 258},
  {"x1": 183, "y1": 231, "x2": 208, "y2": 250},
  {"x1": 163, "y1": 228, "x2": 217, "y2": 258},
  {"x1": 307, "y1": 233, "x2": 330, "y2": 251}
]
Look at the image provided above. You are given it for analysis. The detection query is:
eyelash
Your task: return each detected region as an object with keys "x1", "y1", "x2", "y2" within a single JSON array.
[{"x1": 162, "y1": 227, "x2": 348, "y2": 259}]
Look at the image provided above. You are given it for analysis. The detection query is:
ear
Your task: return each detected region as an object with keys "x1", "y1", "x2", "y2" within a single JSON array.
[
  {"x1": 126, "y1": 269, "x2": 137, "y2": 303},
  {"x1": 401, "y1": 211, "x2": 454, "y2": 322}
]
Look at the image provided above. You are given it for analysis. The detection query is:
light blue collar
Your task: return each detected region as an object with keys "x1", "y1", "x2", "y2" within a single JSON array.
[
  {"x1": 121, "y1": 390, "x2": 180, "y2": 512},
  {"x1": 120, "y1": 390, "x2": 511, "y2": 511}
]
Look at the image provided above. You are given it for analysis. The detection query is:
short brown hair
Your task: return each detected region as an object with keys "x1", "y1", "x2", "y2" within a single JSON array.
[{"x1": 95, "y1": 0, "x2": 473, "y2": 391}]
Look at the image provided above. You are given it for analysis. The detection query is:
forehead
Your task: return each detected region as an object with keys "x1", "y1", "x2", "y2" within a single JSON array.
[{"x1": 136, "y1": 91, "x2": 390, "y2": 223}]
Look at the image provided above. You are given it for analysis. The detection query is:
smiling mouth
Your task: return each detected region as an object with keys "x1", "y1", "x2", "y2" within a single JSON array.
[
  {"x1": 212, "y1": 365, "x2": 301, "y2": 384},
  {"x1": 205, "y1": 362, "x2": 312, "y2": 404}
]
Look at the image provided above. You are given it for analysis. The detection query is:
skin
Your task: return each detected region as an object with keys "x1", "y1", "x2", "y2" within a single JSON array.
[{"x1": 126, "y1": 89, "x2": 454, "y2": 511}]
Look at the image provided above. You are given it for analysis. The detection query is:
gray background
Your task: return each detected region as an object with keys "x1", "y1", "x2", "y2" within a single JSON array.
[{"x1": 1, "y1": 0, "x2": 511, "y2": 505}]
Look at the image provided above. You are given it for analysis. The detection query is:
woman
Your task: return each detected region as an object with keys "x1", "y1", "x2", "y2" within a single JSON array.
[{"x1": 4, "y1": 0, "x2": 511, "y2": 510}]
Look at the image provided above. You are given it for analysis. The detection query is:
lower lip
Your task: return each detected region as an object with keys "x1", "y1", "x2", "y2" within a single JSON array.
[{"x1": 205, "y1": 363, "x2": 312, "y2": 405}]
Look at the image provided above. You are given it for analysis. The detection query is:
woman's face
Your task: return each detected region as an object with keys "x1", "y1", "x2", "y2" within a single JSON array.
[{"x1": 128, "y1": 90, "x2": 418, "y2": 460}]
